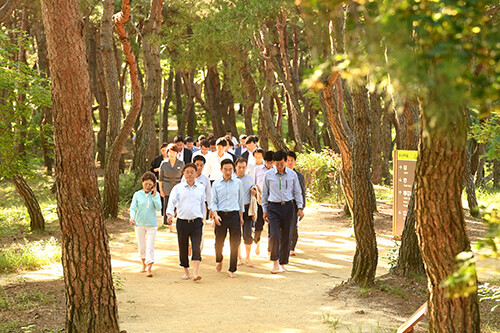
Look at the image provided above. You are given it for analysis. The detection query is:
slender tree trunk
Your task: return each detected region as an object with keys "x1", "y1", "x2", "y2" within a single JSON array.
[
  {"x1": 39, "y1": 0, "x2": 120, "y2": 330},
  {"x1": 132, "y1": 0, "x2": 163, "y2": 182},
  {"x1": 464, "y1": 138, "x2": 479, "y2": 216},
  {"x1": 350, "y1": 83, "x2": 378, "y2": 286},
  {"x1": 180, "y1": 70, "x2": 195, "y2": 137},
  {"x1": 369, "y1": 90, "x2": 383, "y2": 184},
  {"x1": 174, "y1": 71, "x2": 183, "y2": 131},
  {"x1": 475, "y1": 157, "x2": 485, "y2": 187},
  {"x1": 103, "y1": 0, "x2": 143, "y2": 218},
  {"x1": 239, "y1": 50, "x2": 256, "y2": 135},
  {"x1": 162, "y1": 69, "x2": 174, "y2": 142},
  {"x1": 380, "y1": 102, "x2": 392, "y2": 185},
  {"x1": 12, "y1": 175, "x2": 45, "y2": 232},
  {"x1": 0, "y1": 0, "x2": 20, "y2": 24},
  {"x1": 493, "y1": 159, "x2": 500, "y2": 189},
  {"x1": 415, "y1": 108, "x2": 480, "y2": 332}
]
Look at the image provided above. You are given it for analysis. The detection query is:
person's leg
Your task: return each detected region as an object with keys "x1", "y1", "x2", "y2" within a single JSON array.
[
  {"x1": 176, "y1": 220, "x2": 190, "y2": 278},
  {"x1": 228, "y1": 213, "x2": 242, "y2": 277},
  {"x1": 214, "y1": 219, "x2": 227, "y2": 272},
  {"x1": 254, "y1": 204, "x2": 264, "y2": 255},
  {"x1": 267, "y1": 205, "x2": 282, "y2": 273},
  {"x1": 145, "y1": 226, "x2": 157, "y2": 277},
  {"x1": 242, "y1": 212, "x2": 254, "y2": 266},
  {"x1": 162, "y1": 195, "x2": 170, "y2": 225},
  {"x1": 279, "y1": 204, "x2": 295, "y2": 268},
  {"x1": 190, "y1": 220, "x2": 203, "y2": 281},
  {"x1": 290, "y1": 205, "x2": 299, "y2": 255},
  {"x1": 135, "y1": 226, "x2": 147, "y2": 272}
]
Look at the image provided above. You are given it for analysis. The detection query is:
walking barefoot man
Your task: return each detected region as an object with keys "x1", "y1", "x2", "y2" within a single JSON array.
[
  {"x1": 166, "y1": 163, "x2": 205, "y2": 281},
  {"x1": 262, "y1": 151, "x2": 304, "y2": 274},
  {"x1": 211, "y1": 159, "x2": 245, "y2": 278}
]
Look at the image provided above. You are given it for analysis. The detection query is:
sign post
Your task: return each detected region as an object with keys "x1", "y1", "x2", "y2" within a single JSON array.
[{"x1": 393, "y1": 150, "x2": 418, "y2": 236}]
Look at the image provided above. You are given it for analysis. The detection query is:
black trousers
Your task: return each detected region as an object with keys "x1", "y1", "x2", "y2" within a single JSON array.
[
  {"x1": 253, "y1": 204, "x2": 264, "y2": 244},
  {"x1": 162, "y1": 195, "x2": 170, "y2": 225},
  {"x1": 242, "y1": 208, "x2": 253, "y2": 245},
  {"x1": 268, "y1": 202, "x2": 295, "y2": 265},
  {"x1": 290, "y1": 204, "x2": 299, "y2": 251},
  {"x1": 176, "y1": 218, "x2": 203, "y2": 268},
  {"x1": 214, "y1": 211, "x2": 241, "y2": 272}
]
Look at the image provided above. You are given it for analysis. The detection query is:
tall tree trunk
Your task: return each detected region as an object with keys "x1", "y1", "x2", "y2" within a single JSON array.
[
  {"x1": 180, "y1": 70, "x2": 195, "y2": 137},
  {"x1": 39, "y1": 0, "x2": 120, "y2": 330},
  {"x1": 464, "y1": 138, "x2": 479, "y2": 216},
  {"x1": 493, "y1": 159, "x2": 500, "y2": 189},
  {"x1": 12, "y1": 175, "x2": 45, "y2": 232},
  {"x1": 369, "y1": 90, "x2": 383, "y2": 184},
  {"x1": 162, "y1": 69, "x2": 174, "y2": 142},
  {"x1": 380, "y1": 102, "x2": 392, "y2": 185},
  {"x1": 132, "y1": 0, "x2": 163, "y2": 182},
  {"x1": 174, "y1": 70, "x2": 183, "y2": 131},
  {"x1": 239, "y1": 50, "x2": 256, "y2": 135},
  {"x1": 101, "y1": 0, "x2": 123, "y2": 167},
  {"x1": 0, "y1": 0, "x2": 20, "y2": 24},
  {"x1": 103, "y1": 0, "x2": 143, "y2": 218},
  {"x1": 350, "y1": 83, "x2": 378, "y2": 286},
  {"x1": 415, "y1": 108, "x2": 480, "y2": 332}
]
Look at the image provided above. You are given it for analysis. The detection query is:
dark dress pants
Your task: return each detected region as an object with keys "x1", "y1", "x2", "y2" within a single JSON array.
[
  {"x1": 214, "y1": 211, "x2": 241, "y2": 272},
  {"x1": 162, "y1": 195, "x2": 171, "y2": 225},
  {"x1": 253, "y1": 204, "x2": 264, "y2": 244},
  {"x1": 242, "y1": 209, "x2": 253, "y2": 245},
  {"x1": 268, "y1": 202, "x2": 295, "y2": 265},
  {"x1": 176, "y1": 218, "x2": 203, "y2": 268},
  {"x1": 290, "y1": 204, "x2": 299, "y2": 251}
]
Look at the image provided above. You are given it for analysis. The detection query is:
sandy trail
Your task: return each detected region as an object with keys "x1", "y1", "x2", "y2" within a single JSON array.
[{"x1": 111, "y1": 205, "x2": 395, "y2": 333}]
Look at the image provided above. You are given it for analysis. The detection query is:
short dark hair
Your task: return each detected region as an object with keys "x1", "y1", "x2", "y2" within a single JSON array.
[
  {"x1": 185, "y1": 136, "x2": 194, "y2": 143},
  {"x1": 287, "y1": 151, "x2": 297, "y2": 161},
  {"x1": 198, "y1": 135, "x2": 206, "y2": 142},
  {"x1": 245, "y1": 135, "x2": 258, "y2": 145},
  {"x1": 193, "y1": 155, "x2": 206, "y2": 164},
  {"x1": 235, "y1": 157, "x2": 247, "y2": 166},
  {"x1": 160, "y1": 142, "x2": 169, "y2": 149},
  {"x1": 225, "y1": 136, "x2": 234, "y2": 147},
  {"x1": 273, "y1": 150, "x2": 287, "y2": 162},
  {"x1": 239, "y1": 134, "x2": 247, "y2": 140},
  {"x1": 264, "y1": 151, "x2": 274, "y2": 162},
  {"x1": 209, "y1": 138, "x2": 217, "y2": 146},
  {"x1": 216, "y1": 138, "x2": 227, "y2": 147},
  {"x1": 253, "y1": 148, "x2": 265, "y2": 157},
  {"x1": 173, "y1": 135, "x2": 184, "y2": 143},
  {"x1": 201, "y1": 139, "x2": 210, "y2": 148},
  {"x1": 141, "y1": 171, "x2": 157, "y2": 183},
  {"x1": 226, "y1": 129, "x2": 232, "y2": 133},
  {"x1": 220, "y1": 158, "x2": 234, "y2": 168},
  {"x1": 182, "y1": 163, "x2": 197, "y2": 173}
]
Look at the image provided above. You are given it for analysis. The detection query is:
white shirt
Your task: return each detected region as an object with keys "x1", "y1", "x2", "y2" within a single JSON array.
[
  {"x1": 253, "y1": 164, "x2": 270, "y2": 188},
  {"x1": 246, "y1": 151, "x2": 257, "y2": 176},
  {"x1": 181, "y1": 173, "x2": 212, "y2": 210},
  {"x1": 193, "y1": 151, "x2": 212, "y2": 177},
  {"x1": 205, "y1": 152, "x2": 234, "y2": 181},
  {"x1": 166, "y1": 182, "x2": 205, "y2": 219}
]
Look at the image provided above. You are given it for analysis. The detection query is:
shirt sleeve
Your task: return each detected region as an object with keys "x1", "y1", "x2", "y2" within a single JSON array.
[
  {"x1": 200, "y1": 186, "x2": 206, "y2": 217},
  {"x1": 299, "y1": 173, "x2": 306, "y2": 208},
  {"x1": 211, "y1": 181, "x2": 219, "y2": 212},
  {"x1": 205, "y1": 179, "x2": 212, "y2": 210},
  {"x1": 158, "y1": 162, "x2": 164, "y2": 181},
  {"x1": 292, "y1": 173, "x2": 303, "y2": 209},
  {"x1": 152, "y1": 192, "x2": 162, "y2": 211},
  {"x1": 166, "y1": 185, "x2": 178, "y2": 216},
  {"x1": 129, "y1": 192, "x2": 138, "y2": 221},
  {"x1": 261, "y1": 173, "x2": 269, "y2": 213},
  {"x1": 238, "y1": 180, "x2": 245, "y2": 213}
]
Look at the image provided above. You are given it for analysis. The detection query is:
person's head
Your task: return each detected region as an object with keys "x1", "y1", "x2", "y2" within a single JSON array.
[
  {"x1": 173, "y1": 135, "x2": 185, "y2": 151},
  {"x1": 200, "y1": 139, "x2": 210, "y2": 155},
  {"x1": 141, "y1": 172, "x2": 156, "y2": 193},
  {"x1": 220, "y1": 158, "x2": 235, "y2": 180},
  {"x1": 197, "y1": 135, "x2": 206, "y2": 146},
  {"x1": 286, "y1": 151, "x2": 298, "y2": 170},
  {"x1": 225, "y1": 129, "x2": 232, "y2": 137},
  {"x1": 166, "y1": 143, "x2": 179, "y2": 160},
  {"x1": 182, "y1": 163, "x2": 197, "y2": 184},
  {"x1": 209, "y1": 138, "x2": 217, "y2": 152},
  {"x1": 216, "y1": 137, "x2": 227, "y2": 155},
  {"x1": 235, "y1": 157, "x2": 247, "y2": 177},
  {"x1": 225, "y1": 136, "x2": 234, "y2": 151},
  {"x1": 193, "y1": 155, "x2": 206, "y2": 177},
  {"x1": 239, "y1": 134, "x2": 247, "y2": 147},
  {"x1": 245, "y1": 135, "x2": 258, "y2": 152},
  {"x1": 254, "y1": 148, "x2": 265, "y2": 165},
  {"x1": 273, "y1": 150, "x2": 287, "y2": 174},
  {"x1": 160, "y1": 142, "x2": 169, "y2": 158},
  {"x1": 264, "y1": 150, "x2": 275, "y2": 169},
  {"x1": 185, "y1": 136, "x2": 195, "y2": 150}
]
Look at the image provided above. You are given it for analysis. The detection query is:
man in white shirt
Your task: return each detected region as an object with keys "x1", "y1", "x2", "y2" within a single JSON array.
[
  {"x1": 193, "y1": 139, "x2": 212, "y2": 179},
  {"x1": 241, "y1": 135, "x2": 258, "y2": 175},
  {"x1": 225, "y1": 129, "x2": 239, "y2": 147},
  {"x1": 204, "y1": 138, "x2": 234, "y2": 184}
]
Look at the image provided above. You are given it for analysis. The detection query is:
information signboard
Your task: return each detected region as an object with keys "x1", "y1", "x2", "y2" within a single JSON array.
[{"x1": 393, "y1": 150, "x2": 418, "y2": 236}]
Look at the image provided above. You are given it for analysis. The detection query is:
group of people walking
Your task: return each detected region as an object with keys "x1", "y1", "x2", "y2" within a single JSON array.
[{"x1": 129, "y1": 130, "x2": 306, "y2": 280}]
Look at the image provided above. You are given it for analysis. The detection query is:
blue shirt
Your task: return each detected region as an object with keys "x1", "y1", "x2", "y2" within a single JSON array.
[
  {"x1": 261, "y1": 167, "x2": 303, "y2": 213},
  {"x1": 166, "y1": 182, "x2": 206, "y2": 220},
  {"x1": 211, "y1": 176, "x2": 245, "y2": 213},
  {"x1": 130, "y1": 190, "x2": 162, "y2": 227},
  {"x1": 181, "y1": 173, "x2": 212, "y2": 210},
  {"x1": 236, "y1": 173, "x2": 254, "y2": 206}
]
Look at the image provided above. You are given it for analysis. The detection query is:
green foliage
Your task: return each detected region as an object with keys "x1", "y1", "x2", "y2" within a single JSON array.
[
  {"x1": 295, "y1": 150, "x2": 342, "y2": 204},
  {"x1": 119, "y1": 172, "x2": 142, "y2": 207},
  {"x1": 478, "y1": 282, "x2": 500, "y2": 312},
  {"x1": 470, "y1": 114, "x2": 500, "y2": 161},
  {"x1": 384, "y1": 238, "x2": 401, "y2": 271},
  {"x1": 0, "y1": 237, "x2": 61, "y2": 273}
]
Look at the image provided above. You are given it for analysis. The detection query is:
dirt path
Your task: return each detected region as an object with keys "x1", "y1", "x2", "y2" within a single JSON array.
[{"x1": 110, "y1": 205, "x2": 396, "y2": 332}]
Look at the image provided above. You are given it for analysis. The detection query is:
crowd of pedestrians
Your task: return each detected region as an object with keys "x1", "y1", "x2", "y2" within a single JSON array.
[{"x1": 130, "y1": 130, "x2": 306, "y2": 280}]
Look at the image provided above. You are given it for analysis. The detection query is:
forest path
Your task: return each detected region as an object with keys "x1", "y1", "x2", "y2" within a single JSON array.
[{"x1": 111, "y1": 205, "x2": 396, "y2": 333}]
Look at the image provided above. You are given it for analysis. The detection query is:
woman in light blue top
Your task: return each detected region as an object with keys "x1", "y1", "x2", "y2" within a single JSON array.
[{"x1": 130, "y1": 172, "x2": 162, "y2": 277}]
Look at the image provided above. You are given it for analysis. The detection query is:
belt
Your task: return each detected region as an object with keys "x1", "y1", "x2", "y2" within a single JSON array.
[
  {"x1": 269, "y1": 201, "x2": 292, "y2": 206},
  {"x1": 218, "y1": 210, "x2": 238, "y2": 216},
  {"x1": 177, "y1": 217, "x2": 202, "y2": 223}
]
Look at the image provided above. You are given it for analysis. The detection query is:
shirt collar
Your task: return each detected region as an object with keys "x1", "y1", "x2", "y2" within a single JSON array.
[{"x1": 274, "y1": 166, "x2": 287, "y2": 175}]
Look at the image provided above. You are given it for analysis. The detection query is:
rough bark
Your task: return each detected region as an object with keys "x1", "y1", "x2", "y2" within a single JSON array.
[
  {"x1": 180, "y1": 70, "x2": 195, "y2": 137},
  {"x1": 239, "y1": 49, "x2": 256, "y2": 135},
  {"x1": 350, "y1": 83, "x2": 378, "y2": 286},
  {"x1": 39, "y1": 0, "x2": 120, "y2": 330},
  {"x1": 464, "y1": 139, "x2": 479, "y2": 216},
  {"x1": 12, "y1": 175, "x2": 45, "y2": 232},
  {"x1": 132, "y1": 0, "x2": 163, "y2": 182},
  {"x1": 162, "y1": 69, "x2": 174, "y2": 142},
  {"x1": 493, "y1": 159, "x2": 500, "y2": 189},
  {"x1": 380, "y1": 101, "x2": 392, "y2": 185},
  {"x1": 0, "y1": 0, "x2": 20, "y2": 23},
  {"x1": 415, "y1": 109, "x2": 480, "y2": 332},
  {"x1": 103, "y1": 0, "x2": 143, "y2": 218},
  {"x1": 369, "y1": 90, "x2": 383, "y2": 184},
  {"x1": 174, "y1": 70, "x2": 183, "y2": 130}
]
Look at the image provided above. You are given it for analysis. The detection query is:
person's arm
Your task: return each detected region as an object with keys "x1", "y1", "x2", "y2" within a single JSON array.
[
  {"x1": 200, "y1": 187, "x2": 206, "y2": 219},
  {"x1": 238, "y1": 181, "x2": 245, "y2": 226},
  {"x1": 299, "y1": 173, "x2": 306, "y2": 208},
  {"x1": 261, "y1": 174, "x2": 270, "y2": 222},
  {"x1": 292, "y1": 173, "x2": 304, "y2": 220},
  {"x1": 159, "y1": 163, "x2": 165, "y2": 197},
  {"x1": 152, "y1": 190, "x2": 162, "y2": 211},
  {"x1": 129, "y1": 193, "x2": 138, "y2": 225},
  {"x1": 165, "y1": 186, "x2": 179, "y2": 224},
  {"x1": 211, "y1": 182, "x2": 221, "y2": 226},
  {"x1": 205, "y1": 178, "x2": 212, "y2": 211}
]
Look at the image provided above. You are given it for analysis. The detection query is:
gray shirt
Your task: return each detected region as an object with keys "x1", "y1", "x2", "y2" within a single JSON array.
[
  {"x1": 159, "y1": 159, "x2": 184, "y2": 196},
  {"x1": 261, "y1": 167, "x2": 303, "y2": 213}
]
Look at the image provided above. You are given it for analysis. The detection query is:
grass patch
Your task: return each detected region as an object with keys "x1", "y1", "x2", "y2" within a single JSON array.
[
  {"x1": 374, "y1": 185, "x2": 393, "y2": 203},
  {"x1": 0, "y1": 237, "x2": 61, "y2": 273},
  {"x1": 321, "y1": 313, "x2": 341, "y2": 331}
]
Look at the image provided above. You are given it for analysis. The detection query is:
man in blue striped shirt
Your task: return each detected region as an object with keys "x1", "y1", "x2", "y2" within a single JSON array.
[
  {"x1": 211, "y1": 159, "x2": 245, "y2": 278},
  {"x1": 262, "y1": 150, "x2": 304, "y2": 274}
]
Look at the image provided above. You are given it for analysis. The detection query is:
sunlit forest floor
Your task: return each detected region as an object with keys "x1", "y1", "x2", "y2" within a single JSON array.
[{"x1": 0, "y1": 195, "x2": 498, "y2": 332}]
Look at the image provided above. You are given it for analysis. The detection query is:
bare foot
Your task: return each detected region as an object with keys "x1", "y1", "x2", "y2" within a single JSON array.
[
  {"x1": 271, "y1": 264, "x2": 282, "y2": 274},
  {"x1": 216, "y1": 262, "x2": 222, "y2": 272},
  {"x1": 290, "y1": 251, "x2": 296, "y2": 256},
  {"x1": 255, "y1": 243, "x2": 260, "y2": 255},
  {"x1": 146, "y1": 272, "x2": 153, "y2": 278},
  {"x1": 245, "y1": 260, "x2": 254, "y2": 267},
  {"x1": 281, "y1": 265, "x2": 288, "y2": 272},
  {"x1": 237, "y1": 259, "x2": 243, "y2": 266},
  {"x1": 188, "y1": 247, "x2": 192, "y2": 257},
  {"x1": 182, "y1": 274, "x2": 190, "y2": 280},
  {"x1": 193, "y1": 275, "x2": 202, "y2": 281},
  {"x1": 229, "y1": 272, "x2": 238, "y2": 278},
  {"x1": 140, "y1": 266, "x2": 147, "y2": 273}
]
